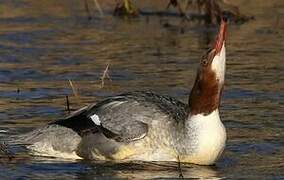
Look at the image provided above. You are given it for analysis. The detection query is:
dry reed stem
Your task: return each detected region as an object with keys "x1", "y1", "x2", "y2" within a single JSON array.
[
  {"x1": 68, "y1": 79, "x2": 79, "y2": 98},
  {"x1": 100, "y1": 63, "x2": 112, "y2": 88},
  {"x1": 66, "y1": 79, "x2": 83, "y2": 112},
  {"x1": 94, "y1": 0, "x2": 104, "y2": 17}
]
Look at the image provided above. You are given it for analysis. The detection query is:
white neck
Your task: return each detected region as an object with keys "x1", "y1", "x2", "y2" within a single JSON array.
[
  {"x1": 181, "y1": 109, "x2": 226, "y2": 165},
  {"x1": 189, "y1": 109, "x2": 220, "y2": 121}
]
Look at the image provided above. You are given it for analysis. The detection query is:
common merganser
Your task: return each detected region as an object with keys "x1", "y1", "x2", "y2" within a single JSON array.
[{"x1": 21, "y1": 20, "x2": 227, "y2": 165}]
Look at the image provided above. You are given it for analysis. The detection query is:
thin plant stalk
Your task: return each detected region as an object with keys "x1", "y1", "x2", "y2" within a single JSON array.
[
  {"x1": 93, "y1": 0, "x2": 104, "y2": 17},
  {"x1": 100, "y1": 63, "x2": 111, "y2": 88},
  {"x1": 84, "y1": 0, "x2": 92, "y2": 20},
  {"x1": 68, "y1": 79, "x2": 79, "y2": 98}
]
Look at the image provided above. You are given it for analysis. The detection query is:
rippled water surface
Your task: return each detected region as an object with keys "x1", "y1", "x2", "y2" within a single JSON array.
[{"x1": 0, "y1": 0, "x2": 283, "y2": 179}]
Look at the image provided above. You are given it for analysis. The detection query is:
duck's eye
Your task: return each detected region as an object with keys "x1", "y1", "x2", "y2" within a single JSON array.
[{"x1": 202, "y1": 59, "x2": 208, "y2": 66}]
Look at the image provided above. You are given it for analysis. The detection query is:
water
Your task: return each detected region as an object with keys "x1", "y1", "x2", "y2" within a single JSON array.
[{"x1": 0, "y1": 0, "x2": 283, "y2": 179}]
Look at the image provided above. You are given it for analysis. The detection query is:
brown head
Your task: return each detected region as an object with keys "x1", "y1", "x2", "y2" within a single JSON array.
[{"x1": 189, "y1": 20, "x2": 227, "y2": 116}]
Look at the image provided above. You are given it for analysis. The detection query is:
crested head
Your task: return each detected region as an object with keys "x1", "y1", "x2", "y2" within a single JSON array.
[{"x1": 189, "y1": 20, "x2": 227, "y2": 116}]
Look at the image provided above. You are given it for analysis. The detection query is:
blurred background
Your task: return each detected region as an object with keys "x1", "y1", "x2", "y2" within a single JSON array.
[{"x1": 0, "y1": 0, "x2": 283, "y2": 179}]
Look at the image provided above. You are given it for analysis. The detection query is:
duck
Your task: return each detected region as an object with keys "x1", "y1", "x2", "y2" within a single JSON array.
[{"x1": 21, "y1": 19, "x2": 227, "y2": 165}]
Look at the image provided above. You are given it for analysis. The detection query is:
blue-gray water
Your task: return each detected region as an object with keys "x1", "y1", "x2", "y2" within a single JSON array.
[{"x1": 0, "y1": 0, "x2": 283, "y2": 179}]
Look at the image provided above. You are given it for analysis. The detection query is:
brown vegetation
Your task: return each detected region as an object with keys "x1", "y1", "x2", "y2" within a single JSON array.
[{"x1": 82, "y1": 0, "x2": 253, "y2": 24}]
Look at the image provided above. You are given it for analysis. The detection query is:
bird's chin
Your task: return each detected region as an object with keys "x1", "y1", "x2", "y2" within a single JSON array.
[{"x1": 211, "y1": 45, "x2": 226, "y2": 83}]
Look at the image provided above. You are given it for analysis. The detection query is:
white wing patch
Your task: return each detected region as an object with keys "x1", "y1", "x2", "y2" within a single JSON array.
[
  {"x1": 131, "y1": 132, "x2": 147, "y2": 141},
  {"x1": 90, "y1": 114, "x2": 101, "y2": 126},
  {"x1": 102, "y1": 101, "x2": 126, "y2": 109}
]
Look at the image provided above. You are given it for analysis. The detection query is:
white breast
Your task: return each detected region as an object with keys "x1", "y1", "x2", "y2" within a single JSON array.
[{"x1": 184, "y1": 109, "x2": 226, "y2": 165}]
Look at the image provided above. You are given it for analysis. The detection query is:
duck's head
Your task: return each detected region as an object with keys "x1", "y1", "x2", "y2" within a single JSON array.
[{"x1": 189, "y1": 20, "x2": 227, "y2": 116}]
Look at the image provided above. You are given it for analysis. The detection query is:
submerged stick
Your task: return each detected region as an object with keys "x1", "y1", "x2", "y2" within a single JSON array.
[
  {"x1": 177, "y1": 156, "x2": 184, "y2": 179},
  {"x1": 65, "y1": 95, "x2": 71, "y2": 114}
]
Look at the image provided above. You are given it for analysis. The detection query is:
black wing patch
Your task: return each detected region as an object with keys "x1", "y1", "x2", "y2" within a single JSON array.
[{"x1": 50, "y1": 99, "x2": 149, "y2": 142}]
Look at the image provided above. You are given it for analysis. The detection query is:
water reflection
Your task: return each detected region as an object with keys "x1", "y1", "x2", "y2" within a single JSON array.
[
  {"x1": 0, "y1": 156, "x2": 224, "y2": 179},
  {"x1": 81, "y1": 161, "x2": 221, "y2": 179}
]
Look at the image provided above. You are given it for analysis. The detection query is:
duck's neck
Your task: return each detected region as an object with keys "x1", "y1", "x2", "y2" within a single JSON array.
[{"x1": 188, "y1": 71, "x2": 223, "y2": 116}]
